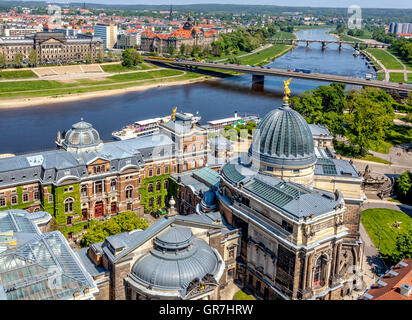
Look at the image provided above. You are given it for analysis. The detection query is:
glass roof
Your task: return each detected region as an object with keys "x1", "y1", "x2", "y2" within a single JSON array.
[{"x1": 246, "y1": 180, "x2": 293, "y2": 207}]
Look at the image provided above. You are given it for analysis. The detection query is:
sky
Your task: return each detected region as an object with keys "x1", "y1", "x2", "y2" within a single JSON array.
[{"x1": 40, "y1": 0, "x2": 412, "y2": 9}]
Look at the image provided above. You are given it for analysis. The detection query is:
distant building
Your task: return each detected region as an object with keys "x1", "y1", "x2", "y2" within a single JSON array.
[
  {"x1": 0, "y1": 23, "x2": 42, "y2": 36},
  {"x1": 388, "y1": 22, "x2": 412, "y2": 38},
  {"x1": 140, "y1": 15, "x2": 218, "y2": 54},
  {"x1": 359, "y1": 259, "x2": 412, "y2": 300},
  {"x1": 94, "y1": 23, "x2": 118, "y2": 49},
  {"x1": 116, "y1": 32, "x2": 141, "y2": 49},
  {"x1": 0, "y1": 32, "x2": 103, "y2": 63}
]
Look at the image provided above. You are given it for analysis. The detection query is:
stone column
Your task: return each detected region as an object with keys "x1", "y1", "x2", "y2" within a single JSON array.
[{"x1": 301, "y1": 253, "x2": 308, "y2": 291}]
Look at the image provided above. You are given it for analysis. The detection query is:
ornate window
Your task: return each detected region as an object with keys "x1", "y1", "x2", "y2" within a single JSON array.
[
  {"x1": 157, "y1": 167, "x2": 161, "y2": 175},
  {"x1": 125, "y1": 186, "x2": 133, "y2": 199},
  {"x1": 183, "y1": 145, "x2": 188, "y2": 153},
  {"x1": 164, "y1": 166, "x2": 169, "y2": 174},
  {"x1": 164, "y1": 180, "x2": 169, "y2": 190},
  {"x1": 148, "y1": 198, "x2": 154, "y2": 207},
  {"x1": 64, "y1": 198, "x2": 74, "y2": 213},
  {"x1": 192, "y1": 144, "x2": 196, "y2": 152},
  {"x1": 148, "y1": 169, "x2": 153, "y2": 177},
  {"x1": 81, "y1": 185, "x2": 88, "y2": 197},
  {"x1": 313, "y1": 256, "x2": 326, "y2": 287},
  {"x1": 148, "y1": 183, "x2": 153, "y2": 193},
  {"x1": 156, "y1": 181, "x2": 161, "y2": 191},
  {"x1": 156, "y1": 196, "x2": 161, "y2": 206},
  {"x1": 191, "y1": 160, "x2": 196, "y2": 169},
  {"x1": 34, "y1": 191, "x2": 39, "y2": 200},
  {"x1": 11, "y1": 195, "x2": 17, "y2": 205},
  {"x1": 0, "y1": 197, "x2": 5, "y2": 207},
  {"x1": 110, "y1": 179, "x2": 116, "y2": 191},
  {"x1": 23, "y1": 193, "x2": 28, "y2": 203}
]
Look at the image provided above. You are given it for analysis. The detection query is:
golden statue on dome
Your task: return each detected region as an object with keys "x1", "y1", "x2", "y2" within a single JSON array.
[{"x1": 282, "y1": 78, "x2": 292, "y2": 102}]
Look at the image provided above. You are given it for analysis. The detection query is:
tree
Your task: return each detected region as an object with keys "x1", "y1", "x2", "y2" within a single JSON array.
[
  {"x1": 396, "y1": 171, "x2": 412, "y2": 204},
  {"x1": 179, "y1": 43, "x2": 186, "y2": 56},
  {"x1": 0, "y1": 52, "x2": 7, "y2": 67},
  {"x1": 346, "y1": 94, "x2": 393, "y2": 155},
  {"x1": 114, "y1": 211, "x2": 148, "y2": 232},
  {"x1": 29, "y1": 49, "x2": 38, "y2": 66},
  {"x1": 121, "y1": 48, "x2": 143, "y2": 67},
  {"x1": 97, "y1": 50, "x2": 104, "y2": 62},
  {"x1": 168, "y1": 44, "x2": 175, "y2": 56},
  {"x1": 81, "y1": 220, "x2": 108, "y2": 247},
  {"x1": 14, "y1": 52, "x2": 23, "y2": 67},
  {"x1": 383, "y1": 230, "x2": 412, "y2": 266}
]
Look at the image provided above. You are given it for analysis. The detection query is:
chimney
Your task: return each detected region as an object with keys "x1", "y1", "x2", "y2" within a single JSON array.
[{"x1": 400, "y1": 283, "x2": 411, "y2": 298}]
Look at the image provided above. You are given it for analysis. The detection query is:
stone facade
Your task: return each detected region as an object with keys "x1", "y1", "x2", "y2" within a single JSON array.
[{"x1": 0, "y1": 31, "x2": 103, "y2": 63}]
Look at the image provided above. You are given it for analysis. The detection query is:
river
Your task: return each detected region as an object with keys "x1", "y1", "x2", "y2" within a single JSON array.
[{"x1": 0, "y1": 28, "x2": 375, "y2": 155}]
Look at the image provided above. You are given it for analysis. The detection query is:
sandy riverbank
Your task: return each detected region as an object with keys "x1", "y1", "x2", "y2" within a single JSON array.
[{"x1": 0, "y1": 76, "x2": 212, "y2": 109}]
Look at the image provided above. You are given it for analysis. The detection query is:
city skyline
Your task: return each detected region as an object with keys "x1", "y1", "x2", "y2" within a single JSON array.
[{"x1": 22, "y1": 0, "x2": 412, "y2": 10}]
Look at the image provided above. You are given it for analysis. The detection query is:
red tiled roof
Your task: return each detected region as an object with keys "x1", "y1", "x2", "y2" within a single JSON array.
[{"x1": 360, "y1": 259, "x2": 412, "y2": 300}]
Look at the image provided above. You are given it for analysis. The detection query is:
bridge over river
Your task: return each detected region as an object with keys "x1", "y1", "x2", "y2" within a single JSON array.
[
  {"x1": 269, "y1": 38, "x2": 389, "y2": 49},
  {"x1": 145, "y1": 58, "x2": 412, "y2": 94}
]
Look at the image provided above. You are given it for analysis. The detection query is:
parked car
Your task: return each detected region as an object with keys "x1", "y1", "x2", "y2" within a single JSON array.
[{"x1": 150, "y1": 211, "x2": 160, "y2": 219}]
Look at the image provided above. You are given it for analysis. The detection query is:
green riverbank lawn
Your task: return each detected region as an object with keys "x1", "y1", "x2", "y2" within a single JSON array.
[
  {"x1": 100, "y1": 62, "x2": 154, "y2": 72},
  {"x1": 361, "y1": 208, "x2": 412, "y2": 257},
  {"x1": 366, "y1": 49, "x2": 404, "y2": 70},
  {"x1": 0, "y1": 70, "x2": 204, "y2": 100},
  {"x1": 239, "y1": 44, "x2": 291, "y2": 66},
  {"x1": 0, "y1": 70, "x2": 38, "y2": 79},
  {"x1": 388, "y1": 48, "x2": 412, "y2": 71},
  {"x1": 389, "y1": 73, "x2": 405, "y2": 83}
]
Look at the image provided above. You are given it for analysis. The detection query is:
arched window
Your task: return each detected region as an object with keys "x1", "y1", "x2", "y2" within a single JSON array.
[
  {"x1": 81, "y1": 185, "x2": 87, "y2": 197},
  {"x1": 125, "y1": 186, "x2": 133, "y2": 199},
  {"x1": 156, "y1": 181, "x2": 161, "y2": 191},
  {"x1": 192, "y1": 144, "x2": 196, "y2": 152},
  {"x1": 148, "y1": 183, "x2": 153, "y2": 193},
  {"x1": 164, "y1": 180, "x2": 169, "y2": 190},
  {"x1": 157, "y1": 167, "x2": 161, "y2": 175},
  {"x1": 183, "y1": 145, "x2": 188, "y2": 153},
  {"x1": 313, "y1": 256, "x2": 325, "y2": 287},
  {"x1": 191, "y1": 160, "x2": 196, "y2": 169},
  {"x1": 64, "y1": 198, "x2": 74, "y2": 213}
]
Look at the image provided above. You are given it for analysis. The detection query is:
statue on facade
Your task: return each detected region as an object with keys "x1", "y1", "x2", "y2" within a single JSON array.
[{"x1": 281, "y1": 77, "x2": 292, "y2": 102}]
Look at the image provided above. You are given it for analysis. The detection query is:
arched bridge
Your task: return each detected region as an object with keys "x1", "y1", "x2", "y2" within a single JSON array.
[
  {"x1": 145, "y1": 58, "x2": 412, "y2": 93},
  {"x1": 270, "y1": 38, "x2": 390, "y2": 49}
]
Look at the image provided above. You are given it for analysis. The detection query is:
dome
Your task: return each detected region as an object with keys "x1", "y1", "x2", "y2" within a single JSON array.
[
  {"x1": 248, "y1": 103, "x2": 316, "y2": 168},
  {"x1": 131, "y1": 226, "x2": 221, "y2": 291},
  {"x1": 62, "y1": 119, "x2": 102, "y2": 151},
  {"x1": 200, "y1": 189, "x2": 217, "y2": 212}
]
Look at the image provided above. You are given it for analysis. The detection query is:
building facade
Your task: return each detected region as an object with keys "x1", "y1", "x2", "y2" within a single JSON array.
[
  {"x1": 94, "y1": 23, "x2": 118, "y2": 49},
  {"x1": 140, "y1": 15, "x2": 218, "y2": 54},
  {"x1": 0, "y1": 32, "x2": 103, "y2": 63}
]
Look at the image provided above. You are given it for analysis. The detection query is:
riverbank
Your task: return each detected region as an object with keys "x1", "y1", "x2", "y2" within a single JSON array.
[{"x1": 0, "y1": 74, "x2": 211, "y2": 109}]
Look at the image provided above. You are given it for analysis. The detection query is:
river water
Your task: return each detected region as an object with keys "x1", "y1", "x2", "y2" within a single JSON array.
[{"x1": 0, "y1": 28, "x2": 375, "y2": 155}]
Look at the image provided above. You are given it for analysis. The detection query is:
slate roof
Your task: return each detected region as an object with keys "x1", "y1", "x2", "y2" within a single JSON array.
[
  {"x1": 315, "y1": 158, "x2": 360, "y2": 178},
  {"x1": 221, "y1": 161, "x2": 342, "y2": 219}
]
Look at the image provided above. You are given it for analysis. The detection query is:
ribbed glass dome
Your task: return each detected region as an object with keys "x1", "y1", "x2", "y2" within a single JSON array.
[
  {"x1": 248, "y1": 103, "x2": 316, "y2": 168},
  {"x1": 62, "y1": 119, "x2": 102, "y2": 150}
]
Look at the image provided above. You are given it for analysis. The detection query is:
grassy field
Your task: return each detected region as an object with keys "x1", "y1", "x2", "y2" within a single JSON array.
[
  {"x1": 369, "y1": 140, "x2": 393, "y2": 154},
  {"x1": 0, "y1": 70, "x2": 38, "y2": 79},
  {"x1": 366, "y1": 49, "x2": 404, "y2": 70},
  {"x1": 388, "y1": 48, "x2": 412, "y2": 71},
  {"x1": 233, "y1": 290, "x2": 255, "y2": 300},
  {"x1": 239, "y1": 44, "x2": 291, "y2": 66},
  {"x1": 100, "y1": 62, "x2": 154, "y2": 72},
  {"x1": 270, "y1": 31, "x2": 296, "y2": 40},
  {"x1": 361, "y1": 208, "x2": 412, "y2": 257},
  {"x1": 389, "y1": 72, "x2": 405, "y2": 82},
  {"x1": 360, "y1": 154, "x2": 392, "y2": 164},
  {"x1": 376, "y1": 72, "x2": 385, "y2": 81},
  {"x1": 0, "y1": 69, "x2": 204, "y2": 100}
]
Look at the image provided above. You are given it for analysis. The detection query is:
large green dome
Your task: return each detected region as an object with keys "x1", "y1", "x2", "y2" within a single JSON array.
[{"x1": 248, "y1": 103, "x2": 316, "y2": 168}]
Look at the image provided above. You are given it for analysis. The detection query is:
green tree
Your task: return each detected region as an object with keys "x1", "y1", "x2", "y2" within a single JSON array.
[
  {"x1": 114, "y1": 211, "x2": 148, "y2": 232},
  {"x1": 14, "y1": 52, "x2": 23, "y2": 66},
  {"x1": 179, "y1": 44, "x2": 186, "y2": 56},
  {"x1": 0, "y1": 52, "x2": 7, "y2": 67},
  {"x1": 396, "y1": 171, "x2": 412, "y2": 204},
  {"x1": 81, "y1": 220, "x2": 108, "y2": 247},
  {"x1": 97, "y1": 50, "x2": 104, "y2": 62},
  {"x1": 346, "y1": 94, "x2": 393, "y2": 155},
  {"x1": 104, "y1": 218, "x2": 122, "y2": 235},
  {"x1": 29, "y1": 49, "x2": 38, "y2": 66},
  {"x1": 168, "y1": 44, "x2": 176, "y2": 56},
  {"x1": 121, "y1": 48, "x2": 143, "y2": 67}
]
